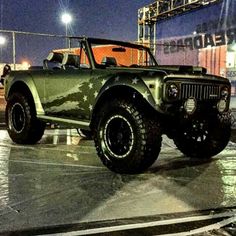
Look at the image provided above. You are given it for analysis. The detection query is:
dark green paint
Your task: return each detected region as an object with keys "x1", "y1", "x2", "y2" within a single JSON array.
[{"x1": 4, "y1": 37, "x2": 231, "y2": 129}]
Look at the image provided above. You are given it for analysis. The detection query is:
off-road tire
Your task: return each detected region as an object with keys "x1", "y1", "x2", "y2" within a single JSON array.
[
  {"x1": 76, "y1": 129, "x2": 92, "y2": 139},
  {"x1": 6, "y1": 93, "x2": 45, "y2": 144},
  {"x1": 173, "y1": 113, "x2": 231, "y2": 158},
  {"x1": 93, "y1": 99, "x2": 162, "y2": 174}
]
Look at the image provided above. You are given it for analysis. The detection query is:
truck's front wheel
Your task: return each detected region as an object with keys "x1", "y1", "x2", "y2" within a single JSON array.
[
  {"x1": 6, "y1": 93, "x2": 45, "y2": 144},
  {"x1": 76, "y1": 128, "x2": 92, "y2": 139},
  {"x1": 173, "y1": 114, "x2": 231, "y2": 158},
  {"x1": 93, "y1": 99, "x2": 162, "y2": 174}
]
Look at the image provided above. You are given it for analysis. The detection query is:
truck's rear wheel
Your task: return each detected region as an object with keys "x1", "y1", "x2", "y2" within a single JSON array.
[
  {"x1": 173, "y1": 114, "x2": 231, "y2": 158},
  {"x1": 93, "y1": 99, "x2": 162, "y2": 174},
  {"x1": 6, "y1": 93, "x2": 45, "y2": 144}
]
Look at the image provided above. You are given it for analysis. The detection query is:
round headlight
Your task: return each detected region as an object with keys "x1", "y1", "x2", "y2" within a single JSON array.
[
  {"x1": 184, "y1": 97, "x2": 197, "y2": 115},
  {"x1": 217, "y1": 99, "x2": 227, "y2": 113},
  {"x1": 221, "y1": 87, "x2": 229, "y2": 99},
  {"x1": 167, "y1": 84, "x2": 179, "y2": 99}
]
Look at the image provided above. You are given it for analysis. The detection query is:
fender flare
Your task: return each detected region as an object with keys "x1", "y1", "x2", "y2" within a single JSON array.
[
  {"x1": 5, "y1": 74, "x2": 45, "y2": 116},
  {"x1": 93, "y1": 73, "x2": 156, "y2": 112}
]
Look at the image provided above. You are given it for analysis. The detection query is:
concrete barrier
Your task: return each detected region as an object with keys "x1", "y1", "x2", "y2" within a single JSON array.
[
  {"x1": 0, "y1": 88, "x2": 5, "y2": 126},
  {"x1": 0, "y1": 88, "x2": 5, "y2": 112}
]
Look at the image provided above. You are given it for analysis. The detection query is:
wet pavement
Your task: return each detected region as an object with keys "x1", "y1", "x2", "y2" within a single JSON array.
[{"x1": 0, "y1": 127, "x2": 235, "y2": 235}]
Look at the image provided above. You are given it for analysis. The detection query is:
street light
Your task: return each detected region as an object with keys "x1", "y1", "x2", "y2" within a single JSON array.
[
  {"x1": 0, "y1": 36, "x2": 6, "y2": 46},
  {"x1": 61, "y1": 13, "x2": 72, "y2": 48}
]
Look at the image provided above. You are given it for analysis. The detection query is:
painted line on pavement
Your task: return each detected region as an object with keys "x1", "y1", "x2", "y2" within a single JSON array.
[
  {"x1": 155, "y1": 215, "x2": 236, "y2": 236},
  {"x1": 40, "y1": 211, "x2": 236, "y2": 236},
  {"x1": 8, "y1": 159, "x2": 105, "y2": 169},
  {"x1": 0, "y1": 142, "x2": 95, "y2": 153}
]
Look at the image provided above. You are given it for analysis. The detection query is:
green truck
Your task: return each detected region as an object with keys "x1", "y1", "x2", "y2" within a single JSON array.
[{"x1": 3, "y1": 37, "x2": 231, "y2": 173}]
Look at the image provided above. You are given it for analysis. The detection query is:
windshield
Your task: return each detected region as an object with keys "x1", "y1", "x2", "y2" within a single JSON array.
[{"x1": 89, "y1": 42, "x2": 157, "y2": 68}]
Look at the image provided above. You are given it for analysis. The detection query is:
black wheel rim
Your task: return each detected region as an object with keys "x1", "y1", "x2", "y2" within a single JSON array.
[
  {"x1": 10, "y1": 103, "x2": 26, "y2": 133},
  {"x1": 104, "y1": 115, "x2": 134, "y2": 159}
]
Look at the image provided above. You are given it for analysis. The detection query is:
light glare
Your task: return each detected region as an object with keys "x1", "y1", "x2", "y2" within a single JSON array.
[
  {"x1": 0, "y1": 36, "x2": 6, "y2": 45},
  {"x1": 61, "y1": 13, "x2": 72, "y2": 24},
  {"x1": 22, "y1": 61, "x2": 31, "y2": 68}
]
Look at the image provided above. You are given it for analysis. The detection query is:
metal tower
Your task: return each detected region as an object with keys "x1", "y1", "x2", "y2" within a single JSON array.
[{"x1": 138, "y1": 0, "x2": 221, "y2": 55}]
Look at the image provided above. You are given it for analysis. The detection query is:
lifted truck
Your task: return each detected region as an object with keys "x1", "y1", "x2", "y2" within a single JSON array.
[{"x1": 3, "y1": 37, "x2": 231, "y2": 173}]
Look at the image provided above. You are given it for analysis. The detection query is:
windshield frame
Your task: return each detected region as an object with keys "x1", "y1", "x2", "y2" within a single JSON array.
[{"x1": 84, "y1": 37, "x2": 158, "y2": 69}]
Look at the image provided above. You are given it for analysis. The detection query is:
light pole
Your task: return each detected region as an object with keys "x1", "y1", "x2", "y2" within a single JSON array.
[{"x1": 61, "y1": 13, "x2": 72, "y2": 48}]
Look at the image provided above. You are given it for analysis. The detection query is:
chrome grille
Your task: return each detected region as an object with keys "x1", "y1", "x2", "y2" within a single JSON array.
[{"x1": 181, "y1": 83, "x2": 220, "y2": 100}]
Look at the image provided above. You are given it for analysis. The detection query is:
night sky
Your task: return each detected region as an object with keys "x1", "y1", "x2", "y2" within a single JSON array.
[
  {"x1": 0, "y1": 0, "x2": 152, "y2": 40},
  {"x1": 0, "y1": 0, "x2": 153, "y2": 65},
  {"x1": 0, "y1": 0, "x2": 234, "y2": 65}
]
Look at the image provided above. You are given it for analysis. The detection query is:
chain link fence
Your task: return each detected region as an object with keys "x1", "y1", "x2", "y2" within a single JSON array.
[
  {"x1": 0, "y1": 30, "x2": 228, "y2": 76},
  {"x1": 0, "y1": 30, "x2": 68, "y2": 69},
  {"x1": 0, "y1": 30, "x2": 69, "y2": 112}
]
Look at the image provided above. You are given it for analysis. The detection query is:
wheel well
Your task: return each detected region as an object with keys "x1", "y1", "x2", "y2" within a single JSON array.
[
  {"x1": 7, "y1": 82, "x2": 35, "y2": 110},
  {"x1": 91, "y1": 85, "x2": 153, "y2": 128}
]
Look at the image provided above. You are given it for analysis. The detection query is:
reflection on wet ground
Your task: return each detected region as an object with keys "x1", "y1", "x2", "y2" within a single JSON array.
[{"x1": 0, "y1": 129, "x2": 235, "y2": 235}]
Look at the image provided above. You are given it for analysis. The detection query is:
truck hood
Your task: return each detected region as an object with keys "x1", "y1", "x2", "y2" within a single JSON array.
[
  {"x1": 154, "y1": 65, "x2": 207, "y2": 75},
  {"x1": 119, "y1": 65, "x2": 228, "y2": 84},
  {"x1": 105, "y1": 65, "x2": 207, "y2": 77}
]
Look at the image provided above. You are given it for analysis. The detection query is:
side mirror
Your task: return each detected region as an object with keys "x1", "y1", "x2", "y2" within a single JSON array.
[
  {"x1": 2, "y1": 64, "x2": 11, "y2": 78},
  {"x1": 1, "y1": 64, "x2": 11, "y2": 86}
]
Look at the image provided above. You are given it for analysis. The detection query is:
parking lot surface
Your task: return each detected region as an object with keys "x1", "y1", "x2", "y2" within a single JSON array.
[{"x1": 0, "y1": 128, "x2": 235, "y2": 235}]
